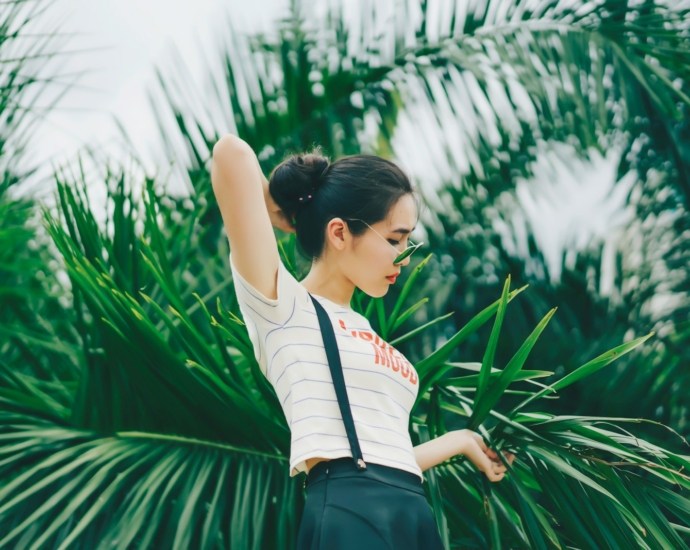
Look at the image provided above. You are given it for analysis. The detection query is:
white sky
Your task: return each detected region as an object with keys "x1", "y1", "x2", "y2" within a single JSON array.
[
  {"x1": 16, "y1": 0, "x2": 629, "y2": 288},
  {"x1": 21, "y1": 0, "x2": 286, "y2": 197}
]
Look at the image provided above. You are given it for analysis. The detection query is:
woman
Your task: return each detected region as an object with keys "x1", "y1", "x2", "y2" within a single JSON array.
[{"x1": 211, "y1": 135, "x2": 515, "y2": 549}]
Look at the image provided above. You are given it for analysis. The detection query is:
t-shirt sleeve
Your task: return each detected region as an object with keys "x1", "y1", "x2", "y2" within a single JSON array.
[{"x1": 229, "y1": 251, "x2": 307, "y2": 373}]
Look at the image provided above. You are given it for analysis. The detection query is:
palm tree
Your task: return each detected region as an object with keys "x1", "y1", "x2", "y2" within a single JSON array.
[
  {"x1": 151, "y1": 0, "x2": 690, "y2": 440},
  {"x1": 2, "y1": 0, "x2": 690, "y2": 548},
  {"x1": 0, "y1": 0, "x2": 81, "y2": 400},
  {"x1": 2, "y1": 173, "x2": 686, "y2": 548}
]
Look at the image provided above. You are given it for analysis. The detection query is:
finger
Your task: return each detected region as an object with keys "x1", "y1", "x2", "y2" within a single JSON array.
[
  {"x1": 466, "y1": 441, "x2": 507, "y2": 480},
  {"x1": 476, "y1": 451, "x2": 496, "y2": 475},
  {"x1": 488, "y1": 470, "x2": 505, "y2": 482}
]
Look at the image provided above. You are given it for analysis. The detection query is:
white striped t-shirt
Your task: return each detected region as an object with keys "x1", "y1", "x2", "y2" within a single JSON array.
[{"x1": 229, "y1": 252, "x2": 423, "y2": 482}]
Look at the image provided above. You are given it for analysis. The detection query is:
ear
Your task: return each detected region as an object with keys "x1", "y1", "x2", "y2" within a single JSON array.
[{"x1": 326, "y1": 218, "x2": 348, "y2": 251}]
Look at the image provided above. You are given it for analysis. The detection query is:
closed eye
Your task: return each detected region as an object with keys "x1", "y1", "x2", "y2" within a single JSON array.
[{"x1": 388, "y1": 239, "x2": 400, "y2": 246}]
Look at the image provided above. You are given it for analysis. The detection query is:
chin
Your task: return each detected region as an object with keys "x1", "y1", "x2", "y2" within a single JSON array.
[
  {"x1": 360, "y1": 287, "x2": 387, "y2": 299},
  {"x1": 359, "y1": 278, "x2": 391, "y2": 298}
]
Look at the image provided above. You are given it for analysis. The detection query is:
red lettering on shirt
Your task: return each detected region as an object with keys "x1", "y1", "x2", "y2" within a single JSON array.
[
  {"x1": 339, "y1": 319, "x2": 417, "y2": 385},
  {"x1": 373, "y1": 345, "x2": 388, "y2": 367}
]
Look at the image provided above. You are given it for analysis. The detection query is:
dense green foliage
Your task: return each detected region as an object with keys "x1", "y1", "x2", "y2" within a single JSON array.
[{"x1": 1, "y1": 0, "x2": 690, "y2": 548}]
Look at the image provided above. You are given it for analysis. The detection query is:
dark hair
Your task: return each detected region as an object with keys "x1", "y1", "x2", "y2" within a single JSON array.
[{"x1": 268, "y1": 146, "x2": 421, "y2": 261}]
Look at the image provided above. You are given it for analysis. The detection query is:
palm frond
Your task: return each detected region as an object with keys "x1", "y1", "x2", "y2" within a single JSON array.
[
  {"x1": 44, "y1": 173, "x2": 289, "y2": 449},
  {"x1": 433, "y1": 393, "x2": 690, "y2": 548},
  {"x1": 141, "y1": 0, "x2": 690, "y2": 444},
  {"x1": 0, "y1": 412, "x2": 298, "y2": 550}
]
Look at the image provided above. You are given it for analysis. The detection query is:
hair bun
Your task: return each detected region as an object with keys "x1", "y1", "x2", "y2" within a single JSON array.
[
  {"x1": 293, "y1": 152, "x2": 329, "y2": 189},
  {"x1": 268, "y1": 148, "x2": 330, "y2": 216}
]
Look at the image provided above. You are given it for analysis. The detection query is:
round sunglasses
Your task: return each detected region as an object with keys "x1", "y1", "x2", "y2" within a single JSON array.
[{"x1": 344, "y1": 218, "x2": 423, "y2": 265}]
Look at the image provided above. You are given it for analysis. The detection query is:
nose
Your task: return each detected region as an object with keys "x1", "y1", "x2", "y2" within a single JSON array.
[{"x1": 394, "y1": 254, "x2": 412, "y2": 268}]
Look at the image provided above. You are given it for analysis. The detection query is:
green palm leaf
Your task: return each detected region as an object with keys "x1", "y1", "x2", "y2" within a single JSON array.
[
  {"x1": 2, "y1": 0, "x2": 690, "y2": 547},
  {"x1": 0, "y1": 412, "x2": 297, "y2": 550}
]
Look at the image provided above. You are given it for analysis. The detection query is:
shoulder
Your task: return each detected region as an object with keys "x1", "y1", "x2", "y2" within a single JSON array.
[{"x1": 230, "y1": 252, "x2": 310, "y2": 326}]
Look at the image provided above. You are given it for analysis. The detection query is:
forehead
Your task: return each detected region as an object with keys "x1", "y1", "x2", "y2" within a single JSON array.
[{"x1": 383, "y1": 194, "x2": 417, "y2": 234}]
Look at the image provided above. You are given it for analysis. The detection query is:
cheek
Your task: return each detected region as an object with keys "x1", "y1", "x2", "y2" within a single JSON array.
[
  {"x1": 373, "y1": 253, "x2": 394, "y2": 280},
  {"x1": 355, "y1": 241, "x2": 389, "y2": 277}
]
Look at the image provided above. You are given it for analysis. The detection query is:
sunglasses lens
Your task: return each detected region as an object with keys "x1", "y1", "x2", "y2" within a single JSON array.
[{"x1": 394, "y1": 242, "x2": 422, "y2": 264}]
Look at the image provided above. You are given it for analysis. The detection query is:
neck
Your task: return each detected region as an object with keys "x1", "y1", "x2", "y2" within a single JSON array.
[{"x1": 300, "y1": 260, "x2": 355, "y2": 309}]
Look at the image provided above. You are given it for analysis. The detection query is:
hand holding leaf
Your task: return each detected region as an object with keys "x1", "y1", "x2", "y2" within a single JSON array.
[{"x1": 456, "y1": 429, "x2": 515, "y2": 482}]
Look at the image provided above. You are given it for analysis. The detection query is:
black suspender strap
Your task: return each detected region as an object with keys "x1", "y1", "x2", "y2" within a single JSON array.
[{"x1": 308, "y1": 294, "x2": 367, "y2": 471}]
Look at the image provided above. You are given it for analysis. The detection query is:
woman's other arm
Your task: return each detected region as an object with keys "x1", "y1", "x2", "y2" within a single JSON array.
[{"x1": 413, "y1": 430, "x2": 515, "y2": 482}]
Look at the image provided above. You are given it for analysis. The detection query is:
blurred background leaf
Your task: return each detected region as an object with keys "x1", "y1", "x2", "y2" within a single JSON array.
[{"x1": 1, "y1": 0, "x2": 690, "y2": 547}]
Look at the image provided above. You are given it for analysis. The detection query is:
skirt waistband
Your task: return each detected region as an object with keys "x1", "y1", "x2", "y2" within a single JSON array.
[{"x1": 306, "y1": 457, "x2": 425, "y2": 495}]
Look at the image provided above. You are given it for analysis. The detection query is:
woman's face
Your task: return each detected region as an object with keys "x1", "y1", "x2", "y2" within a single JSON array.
[{"x1": 327, "y1": 194, "x2": 418, "y2": 298}]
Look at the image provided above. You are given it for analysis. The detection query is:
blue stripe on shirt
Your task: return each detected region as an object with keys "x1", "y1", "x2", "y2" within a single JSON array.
[
  {"x1": 287, "y1": 378, "x2": 409, "y2": 413},
  {"x1": 235, "y1": 275, "x2": 279, "y2": 308},
  {"x1": 271, "y1": 355, "x2": 416, "y2": 398},
  {"x1": 291, "y1": 414, "x2": 412, "y2": 441},
  {"x1": 291, "y1": 432, "x2": 414, "y2": 456},
  {"x1": 291, "y1": 396, "x2": 402, "y2": 420}
]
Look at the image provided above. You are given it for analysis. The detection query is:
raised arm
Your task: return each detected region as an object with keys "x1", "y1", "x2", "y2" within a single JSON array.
[{"x1": 211, "y1": 135, "x2": 291, "y2": 300}]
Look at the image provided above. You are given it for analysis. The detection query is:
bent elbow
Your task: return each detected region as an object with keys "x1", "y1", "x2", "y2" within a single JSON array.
[{"x1": 213, "y1": 134, "x2": 250, "y2": 158}]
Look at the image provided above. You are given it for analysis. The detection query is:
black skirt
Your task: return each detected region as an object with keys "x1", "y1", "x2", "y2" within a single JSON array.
[{"x1": 296, "y1": 457, "x2": 446, "y2": 550}]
